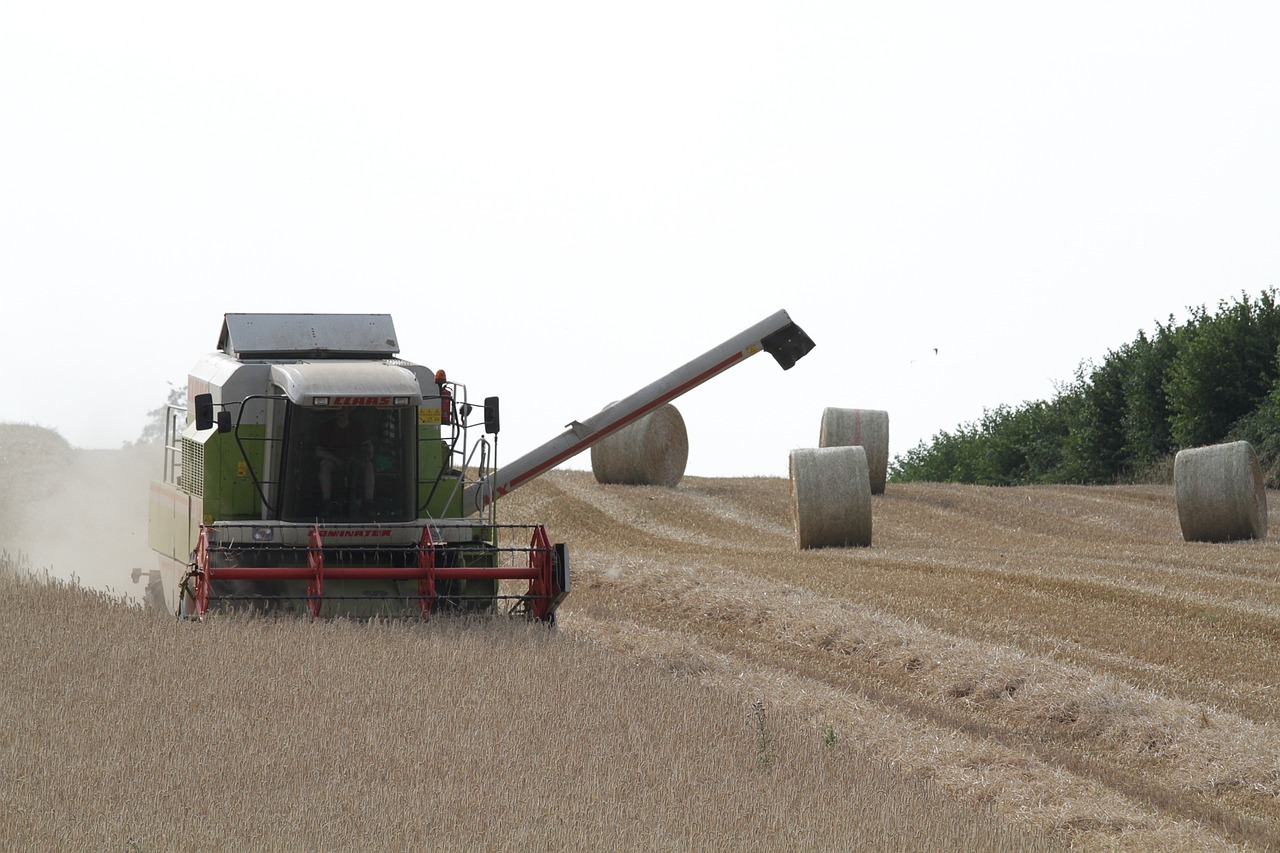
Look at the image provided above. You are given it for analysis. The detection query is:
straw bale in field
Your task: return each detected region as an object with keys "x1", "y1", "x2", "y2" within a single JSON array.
[
  {"x1": 1174, "y1": 440, "x2": 1267, "y2": 542},
  {"x1": 790, "y1": 445, "x2": 872, "y2": 548},
  {"x1": 591, "y1": 404, "x2": 688, "y2": 487},
  {"x1": 819, "y1": 407, "x2": 889, "y2": 494}
]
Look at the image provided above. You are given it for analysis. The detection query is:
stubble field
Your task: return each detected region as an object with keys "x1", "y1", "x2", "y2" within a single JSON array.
[{"x1": 499, "y1": 469, "x2": 1280, "y2": 851}]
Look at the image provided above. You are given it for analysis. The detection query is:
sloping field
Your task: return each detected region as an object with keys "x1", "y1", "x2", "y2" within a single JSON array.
[
  {"x1": 498, "y1": 470, "x2": 1280, "y2": 851},
  {"x1": 2, "y1": 438, "x2": 1277, "y2": 850}
]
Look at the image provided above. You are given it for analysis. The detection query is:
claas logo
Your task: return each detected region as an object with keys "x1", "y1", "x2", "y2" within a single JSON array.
[{"x1": 331, "y1": 396, "x2": 394, "y2": 406}]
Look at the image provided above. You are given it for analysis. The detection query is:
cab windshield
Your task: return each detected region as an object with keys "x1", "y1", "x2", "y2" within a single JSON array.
[{"x1": 279, "y1": 405, "x2": 416, "y2": 522}]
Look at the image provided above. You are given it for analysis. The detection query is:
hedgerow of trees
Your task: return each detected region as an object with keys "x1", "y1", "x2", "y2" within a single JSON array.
[{"x1": 890, "y1": 289, "x2": 1280, "y2": 486}]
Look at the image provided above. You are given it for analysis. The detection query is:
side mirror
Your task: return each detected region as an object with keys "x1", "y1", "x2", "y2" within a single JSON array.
[
  {"x1": 484, "y1": 396, "x2": 500, "y2": 435},
  {"x1": 194, "y1": 394, "x2": 215, "y2": 431},
  {"x1": 194, "y1": 394, "x2": 232, "y2": 433}
]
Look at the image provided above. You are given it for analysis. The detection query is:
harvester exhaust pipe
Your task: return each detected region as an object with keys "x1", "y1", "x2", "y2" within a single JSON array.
[{"x1": 462, "y1": 308, "x2": 815, "y2": 515}]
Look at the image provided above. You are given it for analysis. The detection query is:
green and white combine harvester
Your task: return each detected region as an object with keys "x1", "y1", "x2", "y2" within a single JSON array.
[{"x1": 145, "y1": 310, "x2": 814, "y2": 620}]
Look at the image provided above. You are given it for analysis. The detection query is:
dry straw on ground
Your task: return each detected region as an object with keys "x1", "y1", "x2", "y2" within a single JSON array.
[
  {"x1": 789, "y1": 445, "x2": 873, "y2": 548},
  {"x1": 590, "y1": 403, "x2": 688, "y2": 487},
  {"x1": 516, "y1": 470, "x2": 1280, "y2": 852},
  {"x1": 1174, "y1": 440, "x2": 1268, "y2": 542},
  {"x1": 818, "y1": 407, "x2": 889, "y2": 494}
]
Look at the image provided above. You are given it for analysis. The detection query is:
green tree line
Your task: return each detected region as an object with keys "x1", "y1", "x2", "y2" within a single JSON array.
[{"x1": 890, "y1": 289, "x2": 1280, "y2": 486}]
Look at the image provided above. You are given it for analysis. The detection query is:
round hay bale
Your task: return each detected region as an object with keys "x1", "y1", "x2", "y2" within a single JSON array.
[
  {"x1": 1174, "y1": 441, "x2": 1267, "y2": 542},
  {"x1": 818, "y1": 408, "x2": 889, "y2": 494},
  {"x1": 590, "y1": 404, "x2": 688, "y2": 487},
  {"x1": 789, "y1": 446, "x2": 872, "y2": 549}
]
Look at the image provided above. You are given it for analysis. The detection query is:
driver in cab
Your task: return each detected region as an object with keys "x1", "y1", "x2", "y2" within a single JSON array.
[{"x1": 317, "y1": 407, "x2": 375, "y2": 510}]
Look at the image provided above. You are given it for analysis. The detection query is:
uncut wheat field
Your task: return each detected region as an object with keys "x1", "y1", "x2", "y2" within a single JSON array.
[{"x1": 2, "y1": 442, "x2": 1278, "y2": 851}]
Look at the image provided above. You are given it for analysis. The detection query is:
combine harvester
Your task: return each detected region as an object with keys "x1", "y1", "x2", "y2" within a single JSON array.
[{"x1": 146, "y1": 310, "x2": 814, "y2": 621}]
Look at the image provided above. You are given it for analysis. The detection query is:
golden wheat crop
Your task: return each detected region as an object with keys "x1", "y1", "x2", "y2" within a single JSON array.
[{"x1": 0, "y1": 569, "x2": 1054, "y2": 852}]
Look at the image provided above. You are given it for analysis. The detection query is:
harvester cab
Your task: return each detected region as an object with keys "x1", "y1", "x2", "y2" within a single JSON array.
[
  {"x1": 191, "y1": 365, "x2": 488, "y2": 526},
  {"x1": 147, "y1": 310, "x2": 814, "y2": 622}
]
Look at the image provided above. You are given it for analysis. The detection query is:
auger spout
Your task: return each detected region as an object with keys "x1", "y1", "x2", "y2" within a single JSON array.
[{"x1": 461, "y1": 309, "x2": 815, "y2": 516}]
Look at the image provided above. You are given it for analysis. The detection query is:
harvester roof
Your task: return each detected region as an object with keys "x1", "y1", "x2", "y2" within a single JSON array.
[{"x1": 219, "y1": 313, "x2": 400, "y2": 360}]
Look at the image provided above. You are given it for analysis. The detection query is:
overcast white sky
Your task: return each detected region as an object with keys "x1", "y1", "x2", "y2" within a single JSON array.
[{"x1": 3, "y1": 2, "x2": 1278, "y2": 478}]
